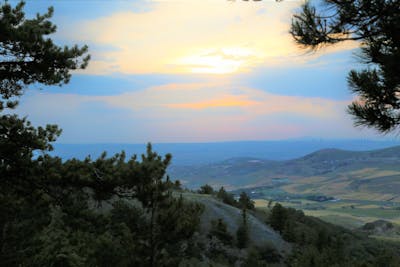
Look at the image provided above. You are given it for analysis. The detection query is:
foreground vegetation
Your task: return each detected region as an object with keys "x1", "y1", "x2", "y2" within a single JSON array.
[
  {"x1": 191, "y1": 186, "x2": 400, "y2": 266},
  {"x1": 268, "y1": 203, "x2": 400, "y2": 267}
]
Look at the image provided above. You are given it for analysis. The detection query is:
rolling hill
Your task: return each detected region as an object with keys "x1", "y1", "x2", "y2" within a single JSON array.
[{"x1": 169, "y1": 146, "x2": 400, "y2": 202}]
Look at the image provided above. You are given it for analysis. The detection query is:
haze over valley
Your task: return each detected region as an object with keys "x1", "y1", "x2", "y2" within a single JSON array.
[{"x1": 51, "y1": 139, "x2": 400, "y2": 232}]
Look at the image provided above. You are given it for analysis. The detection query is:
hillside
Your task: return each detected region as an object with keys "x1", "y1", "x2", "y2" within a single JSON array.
[
  {"x1": 183, "y1": 192, "x2": 400, "y2": 266},
  {"x1": 182, "y1": 193, "x2": 289, "y2": 253},
  {"x1": 169, "y1": 146, "x2": 400, "y2": 202}
]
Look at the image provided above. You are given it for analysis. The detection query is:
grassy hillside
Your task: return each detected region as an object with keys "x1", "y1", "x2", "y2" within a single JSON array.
[
  {"x1": 185, "y1": 192, "x2": 400, "y2": 266},
  {"x1": 181, "y1": 192, "x2": 289, "y2": 253},
  {"x1": 170, "y1": 146, "x2": 400, "y2": 202},
  {"x1": 170, "y1": 146, "x2": 400, "y2": 231},
  {"x1": 180, "y1": 192, "x2": 400, "y2": 266}
]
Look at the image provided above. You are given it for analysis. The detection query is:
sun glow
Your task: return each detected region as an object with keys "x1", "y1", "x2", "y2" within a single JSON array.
[
  {"x1": 176, "y1": 47, "x2": 261, "y2": 74},
  {"x1": 67, "y1": 0, "x2": 359, "y2": 75},
  {"x1": 177, "y1": 54, "x2": 243, "y2": 74}
]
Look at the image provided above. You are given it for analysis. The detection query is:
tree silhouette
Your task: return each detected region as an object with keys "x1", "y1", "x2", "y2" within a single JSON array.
[
  {"x1": 0, "y1": 1, "x2": 90, "y2": 199},
  {"x1": 290, "y1": 0, "x2": 400, "y2": 133},
  {"x1": 0, "y1": 3, "x2": 204, "y2": 266},
  {"x1": 0, "y1": 2, "x2": 89, "y2": 110},
  {"x1": 238, "y1": 191, "x2": 255, "y2": 210}
]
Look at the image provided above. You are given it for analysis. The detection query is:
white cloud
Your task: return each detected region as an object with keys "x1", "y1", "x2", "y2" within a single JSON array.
[{"x1": 61, "y1": 0, "x2": 357, "y2": 75}]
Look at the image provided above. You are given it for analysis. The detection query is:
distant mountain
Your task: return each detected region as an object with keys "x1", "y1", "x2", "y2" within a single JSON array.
[
  {"x1": 169, "y1": 146, "x2": 400, "y2": 202},
  {"x1": 51, "y1": 139, "x2": 400, "y2": 166}
]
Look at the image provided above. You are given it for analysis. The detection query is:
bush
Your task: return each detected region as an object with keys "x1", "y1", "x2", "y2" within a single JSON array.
[{"x1": 198, "y1": 184, "x2": 214, "y2": 195}]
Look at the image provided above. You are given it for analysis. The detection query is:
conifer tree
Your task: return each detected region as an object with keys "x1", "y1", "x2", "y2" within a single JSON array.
[
  {"x1": 216, "y1": 186, "x2": 237, "y2": 206},
  {"x1": 269, "y1": 203, "x2": 287, "y2": 233},
  {"x1": 238, "y1": 191, "x2": 255, "y2": 210},
  {"x1": 198, "y1": 184, "x2": 214, "y2": 194},
  {"x1": 0, "y1": 3, "x2": 205, "y2": 266},
  {"x1": 290, "y1": 0, "x2": 400, "y2": 132},
  {"x1": 208, "y1": 218, "x2": 233, "y2": 246},
  {"x1": 236, "y1": 209, "x2": 249, "y2": 249},
  {"x1": 0, "y1": 1, "x2": 89, "y2": 198}
]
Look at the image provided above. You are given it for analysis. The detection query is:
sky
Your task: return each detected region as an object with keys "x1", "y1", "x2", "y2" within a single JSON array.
[{"x1": 14, "y1": 0, "x2": 393, "y2": 143}]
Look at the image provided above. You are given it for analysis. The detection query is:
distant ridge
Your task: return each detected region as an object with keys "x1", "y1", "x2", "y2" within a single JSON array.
[
  {"x1": 304, "y1": 145, "x2": 400, "y2": 158},
  {"x1": 193, "y1": 145, "x2": 400, "y2": 168},
  {"x1": 51, "y1": 139, "x2": 400, "y2": 166},
  {"x1": 168, "y1": 145, "x2": 400, "y2": 199}
]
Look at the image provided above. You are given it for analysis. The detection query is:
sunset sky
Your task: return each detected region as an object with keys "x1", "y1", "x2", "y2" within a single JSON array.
[{"x1": 17, "y1": 0, "x2": 391, "y2": 143}]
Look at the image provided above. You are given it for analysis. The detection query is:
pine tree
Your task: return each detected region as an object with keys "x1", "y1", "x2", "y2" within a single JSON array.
[
  {"x1": 208, "y1": 218, "x2": 233, "y2": 246},
  {"x1": 216, "y1": 186, "x2": 237, "y2": 206},
  {"x1": 0, "y1": 1, "x2": 89, "y2": 197},
  {"x1": 290, "y1": 0, "x2": 400, "y2": 132},
  {"x1": 236, "y1": 209, "x2": 249, "y2": 249},
  {"x1": 269, "y1": 203, "x2": 287, "y2": 233},
  {"x1": 0, "y1": 2, "x2": 204, "y2": 266},
  {"x1": 0, "y1": 2, "x2": 90, "y2": 264},
  {"x1": 238, "y1": 191, "x2": 255, "y2": 210},
  {"x1": 0, "y1": 2, "x2": 89, "y2": 110},
  {"x1": 198, "y1": 184, "x2": 214, "y2": 194}
]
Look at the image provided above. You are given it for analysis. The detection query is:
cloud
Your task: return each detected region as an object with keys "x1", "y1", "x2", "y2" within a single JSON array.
[
  {"x1": 96, "y1": 82, "x2": 347, "y2": 120},
  {"x1": 17, "y1": 0, "x2": 375, "y2": 144},
  {"x1": 22, "y1": 82, "x2": 350, "y2": 121},
  {"x1": 16, "y1": 81, "x2": 379, "y2": 143},
  {"x1": 166, "y1": 96, "x2": 257, "y2": 109},
  {"x1": 61, "y1": 0, "x2": 357, "y2": 75}
]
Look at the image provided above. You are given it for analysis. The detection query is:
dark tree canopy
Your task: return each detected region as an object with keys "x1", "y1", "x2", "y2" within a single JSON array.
[
  {"x1": 198, "y1": 184, "x2": 215, "y2": 195},
  {"x1": 0, "y1": 0, "x2": 89, "y2": 199},
  {"x1": 290, "y1": 0, "x2": 400, "y2": 133},
  {"x1": 238, "y1": 191, "x2": 255, "y2": 210}
]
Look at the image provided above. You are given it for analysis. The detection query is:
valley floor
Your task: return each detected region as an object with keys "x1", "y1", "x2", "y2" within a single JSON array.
[{"x1": 254, "y1": 197, "x2": 400, "y2": 242}]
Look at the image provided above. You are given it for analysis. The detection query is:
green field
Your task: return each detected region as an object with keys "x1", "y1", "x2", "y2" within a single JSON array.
[
  {"x1": 178, "y1": 146, "x2": 400, "y2": 241},
  {"x1": 255, "y1": 197, "x2": 400, "y2": 225},
  {"x1": 254, "y1": 195, "x2": 400, "y2": 242}
]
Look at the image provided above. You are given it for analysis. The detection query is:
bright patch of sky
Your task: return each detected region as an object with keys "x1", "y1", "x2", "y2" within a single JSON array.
[{"x1": 14, "y1": 0, "x2": 392, "y2": 143}]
